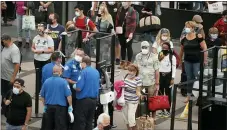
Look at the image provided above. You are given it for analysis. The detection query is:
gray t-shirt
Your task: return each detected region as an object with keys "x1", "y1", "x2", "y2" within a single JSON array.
[{"x1": 1, "y1": 44, "x2": 20, "y2": 81}]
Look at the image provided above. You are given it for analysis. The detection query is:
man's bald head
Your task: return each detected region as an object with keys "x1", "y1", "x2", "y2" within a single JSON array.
[{"x1": 53, "y1": 65, "x2": 63, "y2": 75}]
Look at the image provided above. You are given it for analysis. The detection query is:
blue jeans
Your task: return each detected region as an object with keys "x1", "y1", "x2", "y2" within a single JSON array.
[
  {"x1": 184, "y1": 61, "x2": 200, "y2": 95},
  {"x1": 17, "y1": 14, "x2": 31, "y2": 41},
  {"x1": 6, "y1": 123, "x2": 23, "y2": 130}
]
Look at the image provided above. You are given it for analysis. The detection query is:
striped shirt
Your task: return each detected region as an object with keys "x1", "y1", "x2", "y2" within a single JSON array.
[{"x1": 124, "y1": 76, "x2": 142, "y2": 104}]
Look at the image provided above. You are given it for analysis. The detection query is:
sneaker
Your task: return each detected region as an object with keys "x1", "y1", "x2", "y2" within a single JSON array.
[
  {"x1": 163, "y1": 111, "x2": 170, "y2": 118},
  {"x1": 157, "y1": 111, "x2": 164, "y2": 117}
]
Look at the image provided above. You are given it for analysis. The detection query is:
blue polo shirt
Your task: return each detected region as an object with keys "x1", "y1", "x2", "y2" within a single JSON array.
[
  {"x1": 42, "y1": 62, "x2": 56, "y2": 85},
  {"x1": 62, "y1": 59, "x2": 81, "y2": 82},
  {"x1": 40, "y1": 75, "x2": 71, "y2": 107},
  {"x1": 76, "y1": 66, "x2": 100, "y2": 100}
]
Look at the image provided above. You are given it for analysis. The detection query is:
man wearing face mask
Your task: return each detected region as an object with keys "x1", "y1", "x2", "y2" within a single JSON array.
[
  {"x1": 41, "y1": 51, "x2": 63, "y2": 84},
  {"x1": 46, "y1": 13, "x2": 65, "y2": 51},
  {"x1": 40, "y1": 65, "x2": 73, "y2": 130},
  {"x1": 73, "y1": 4, "x2": 98, "y2": 57},
  {"x1": 4, "y1": 79, "x2": 32, "y2": 130},
  {"x1": 93, "y1": 113, "x2": 111, "y2": 130},
  {"x1": 31, "y1": 23, "x2": 54, "y2": 92},
  {"x1": 134, "y1": 41, "x2": 160, "y2": 120},
  {"x1": 63, "y1": 48, "x2": 85, "y2": 106},
  {"x1": 73, "y1": 56, "x2": 100, "y2": 130}
]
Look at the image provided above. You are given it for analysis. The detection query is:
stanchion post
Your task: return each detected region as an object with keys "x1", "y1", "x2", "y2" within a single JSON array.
[
  {"x1": 212, "y1": 47, "x2": 218, "y2": 97},
  {"x1": 96, "y1": 38, "x2": 101, "y2": 68},
  {"x1": 77, "y1": 30, "x2": 82, "y2": 48},
  {"x1": 35, "y1": 68, "x2": 40, "y2": 115},
  {"x1": 170, "y1": 84, "x2": 177, "y2": 130},
  {"x1": 110, "y1": 35, "x2": 115, "y2": 87},
  {"x1": 62, "y1": 34, "x2": 66, "y2": 66},
  {"x1": 187, "y1": 100, "x2": 193, "y2": 130},
  {"x1": 198, "y1": 51, "x2": 205, "y2": 130},
  {"x1": 109, "y1": 35, "x2": 115, "y2": 127}
]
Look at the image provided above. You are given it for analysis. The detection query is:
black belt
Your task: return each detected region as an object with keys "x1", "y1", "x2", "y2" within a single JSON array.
[
  {"x1": 160, "y1": 72, "x2": 171, "y2": 76},
  {"x1": 78, "y1": 97, "x2": 97, "y2": 100}
]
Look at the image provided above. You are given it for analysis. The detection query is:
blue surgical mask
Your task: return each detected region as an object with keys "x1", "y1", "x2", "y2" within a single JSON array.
[{"x1": 185, "y1": 28, "x2": 191, "y2": 34}]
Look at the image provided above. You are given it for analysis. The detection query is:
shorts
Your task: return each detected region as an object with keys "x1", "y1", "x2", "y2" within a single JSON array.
[
  {"x1": 141, "y1": 85, "x2": 156, "y2": 97},
  {"x1": 122, "y1": 103, "x2": 138, "y2": 127}
]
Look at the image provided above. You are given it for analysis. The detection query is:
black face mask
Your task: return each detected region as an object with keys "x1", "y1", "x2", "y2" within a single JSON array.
[
  {"x1": 103, "y1": 125, "x2": 111, "y2": 130},
  {"x1": 47, "y1": 19, "x2": 53, "y2": 25},
  {"x1": 97, "y1": 13, "x2": 102, "y2": 17},
  {"x1": 38, "y1": 31, "x2": 44, "y2": 36},
  {"x1": 162, "y1": 50, "x2": 169, "y2": 55}
]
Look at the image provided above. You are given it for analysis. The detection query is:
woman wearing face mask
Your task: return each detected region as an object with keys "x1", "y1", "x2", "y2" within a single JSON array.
[
  {"x1": 206, "y1": 27, "x2": 222, "y2": 58},
  {"x1": 115, "y1": 2, "x2": 137, "y2": 70},
  {"x1": 65, "y1": 21, "x2": 78, "y2": 59},
  {"x1": 179, "y1": 21, "x2": 208, "y2": 103},
  {"x1": 152, "y1": 28, "x2": 174, "y2": 54},
  {"x1": 96, "y1": 4, "x2": 114, "y2": 64},
  {"x1": 157, "y1": 42, "x2": 176, "y2": 117},
  {"x1": 31, "y1": 23, "x2": 54, "y2": 92},
  {"x1": 4, "y1": 79, "x2": 32, "y2": 130},
  {"x1": 122, "y1": 64, "x2": 142, "y2": 130}
]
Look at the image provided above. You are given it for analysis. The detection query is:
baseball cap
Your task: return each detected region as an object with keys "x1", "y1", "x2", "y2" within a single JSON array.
[
  {"x1": 192, "y1": 15, "x2": 203, "y2": 23},
  {"x1": 1, "y1": 34, "x2": 11, "y2": 41},
  {"x1": 141, "y1": 41, "x2": 150, "y2": 47}
]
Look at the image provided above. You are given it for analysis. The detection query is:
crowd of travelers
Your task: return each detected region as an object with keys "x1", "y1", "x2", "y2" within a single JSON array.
[{"x1": 1, "y1": 1, "x2": 227, "y2": 130}]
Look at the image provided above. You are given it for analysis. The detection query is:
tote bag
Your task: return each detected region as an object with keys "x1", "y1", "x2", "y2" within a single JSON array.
[{"x1": 22, "y1": 10, "x2": 36, "y2": 30}]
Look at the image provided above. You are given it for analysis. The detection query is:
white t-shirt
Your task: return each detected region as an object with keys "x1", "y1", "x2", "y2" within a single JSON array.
[
  {"x1": 33, "y1": 35, "x2": 54, "y2": 61},
  {"x1": 152, "y1": 41, "x2": 174, "y2": 54}
]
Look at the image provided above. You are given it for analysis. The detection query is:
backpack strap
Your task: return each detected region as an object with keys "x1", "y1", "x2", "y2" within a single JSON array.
[{"x1": 84, "y1": 16, "x2": 90, "y2": 38}]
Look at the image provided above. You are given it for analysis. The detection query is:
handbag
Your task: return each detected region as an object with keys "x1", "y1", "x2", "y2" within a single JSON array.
[
  {"x1": 22, "y1": 10, "x2": 36, "y2": 30},
  {"x1": 117, "y1": 88, "x2": 125, "y2": 107},
  {"x1": 148, "y1": 90, "x2": 170, "y2": 111},
  {"x1": 116, "y1": 26, "x2": 123, "y2": 34}
]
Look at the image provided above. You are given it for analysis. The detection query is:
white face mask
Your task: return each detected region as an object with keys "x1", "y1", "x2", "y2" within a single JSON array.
[
  {"x1": 141, "y1": 49, "x2": 149, "y2": 55},
  {"x1": 210, "y1": 34, "x2": 218, "y2": 39},
  {"x1": 13, "y1": 87, "x2": 20, "y2": 95},
  {"x1": 75, "y1": 55, "x2": 82, "y2": 62},
  {"x1": 161, "y1": 36, "x2": 168, "y2": 41},
  {"x1": 185, "y1": 27, "x2": 191, "y2": 34},
  {"x1": 75, "y1": 11, "x2": 80, "y2": 17},
  {"x1": 122, "y1": 2, "x2": 128, "y2": 7}
]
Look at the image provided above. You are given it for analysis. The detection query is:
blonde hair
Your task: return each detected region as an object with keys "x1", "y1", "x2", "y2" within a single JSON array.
[
  {"x1": 185, "y1": 21, "x2": 197, "y2": 28},
  {"x1": 65, "y1": 21, "x2": 74, "y2": 31},
  {"x1": 155, "y1": 28, "x2": 171, "y2": 46},
  {"x1": 99, "y1": 5, "x2": 110, "y2": 22},
  {"x1": 209, "y1": 27, "x2": 219, "y2": 34}
]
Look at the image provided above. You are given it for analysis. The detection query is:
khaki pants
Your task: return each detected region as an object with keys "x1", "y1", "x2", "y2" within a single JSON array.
[
  {"x1": 122, "y1": 103, "x2": 138, "y2": 127},
  {"x1": 141, "y1": 85, "x2": 156, "y2": 97}
]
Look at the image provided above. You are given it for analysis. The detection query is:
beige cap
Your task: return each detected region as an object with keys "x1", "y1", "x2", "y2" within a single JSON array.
[{"x1": 192, "y1": 15, "x2": 203, "y2": 23}]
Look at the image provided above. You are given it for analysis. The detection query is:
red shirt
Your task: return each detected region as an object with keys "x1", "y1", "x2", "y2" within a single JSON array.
[
  {"x1": 214, "y1": 18, "x2": 227, "y2": 34},
  {"x1": 73, "y1": 16, "x2": 96, "y2": 39}
]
